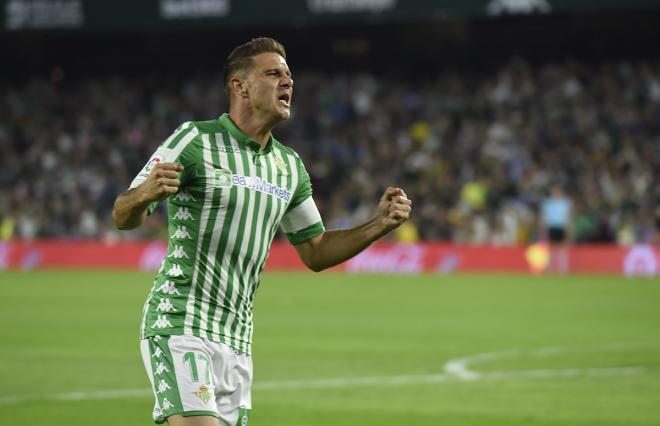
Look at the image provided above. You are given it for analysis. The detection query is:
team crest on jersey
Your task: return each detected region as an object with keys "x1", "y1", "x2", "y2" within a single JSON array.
[
  {"x1": 193, "y1": 385, "x2": 213, "y2": 403},
  {"x1": 273, "y1": 153, "x2": 288, "y2": 175},
  {"x1": 214, "y1": 169, "x2": 233, "y2": 188}
]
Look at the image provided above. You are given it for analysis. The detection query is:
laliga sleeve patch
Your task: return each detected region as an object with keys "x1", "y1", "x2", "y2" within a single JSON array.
[
  {"x1": 140, "y1": 155, "x2": 163, "y2": 177},
  {"x1": 129, "y1": 147, "x2": 174, "y2": 189}
]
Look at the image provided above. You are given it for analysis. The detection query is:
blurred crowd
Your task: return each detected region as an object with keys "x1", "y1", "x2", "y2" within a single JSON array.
[{"x1": 1, "y1": 59, "x2": 659, "y2": 245}]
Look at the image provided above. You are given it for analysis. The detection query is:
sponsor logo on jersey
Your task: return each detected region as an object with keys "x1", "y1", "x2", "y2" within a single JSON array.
[
  {"x1": 193, "y1": 385, "x2": 213, "y2": 403},
  {"x1": 214, "y1": 169, "x2": 233, "y2": 188},
  {"x1": 233, "y1": 174, "x2": 291, "y2": 202},
  {"x1": 212, "y1": 169, "x2": 291, "y2": 202}
]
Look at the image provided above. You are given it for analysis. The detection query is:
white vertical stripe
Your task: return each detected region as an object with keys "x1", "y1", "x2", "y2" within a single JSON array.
[
  {"x1": 184, "y1": 133, "x2": 216, "y2": 338},
  {"x1": 139, "y1": 293, "x2": 153, "y2": 338},
  {"x1": 239, "y1": 151, "x2": 276, "y2": 347},
  {"x1": 191, "y1": 133, "x2": 230, "y2": 338},
  {"x1": 246, "y1": 149, "x2": 294, "y2": 304},
  {"x1": 210, "y1": 135, "x2": 245, "y2": 342},
  {"x1": 248, "y1": 149, "x2": 297, "y2": 349},
  {"x1": 162, "y1": 121, "x2": 192, "y2": 149},
  {"x1": 223, "y1": 145, "x2": 258, "y2": 348},
  {"x1": 284, "y1": 151, "x2": 300, "y2": 217},
  {"x1": 253, "y1": 153, "x2": 280, "y2": 282},
  {"x1": 236, "y1": 153, "x2": 272, "y2": 350},
  {"x1": 168, "y1": 126, "x2": 199, "y2": 160},
  {"x1": 242, "y1": 155, "x2": 268, "y2": 294},
  {"x1": 129, "y1": 125, "x2": 198, "y2": 190}
]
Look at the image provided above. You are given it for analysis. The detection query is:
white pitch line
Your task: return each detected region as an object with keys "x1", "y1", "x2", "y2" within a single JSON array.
[
  {"x1": 443, "y1": 341, "x2": 659, "y2": 381},
  {"x1": 1, "y1": 343, "x2": 655, "y2": 407}
]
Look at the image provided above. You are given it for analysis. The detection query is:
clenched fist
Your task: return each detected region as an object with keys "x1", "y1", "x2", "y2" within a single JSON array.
[
  {"x1": 137, "y1": 162, "x2": 184, "y2": 203},
  {"x1": 377, "y1": 187, "x2": 412, "y2": 230}
]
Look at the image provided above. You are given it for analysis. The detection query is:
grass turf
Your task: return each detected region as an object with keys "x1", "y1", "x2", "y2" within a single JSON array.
[{"x1": 0, "y1": 271, "x2": 659, "y2": 425}]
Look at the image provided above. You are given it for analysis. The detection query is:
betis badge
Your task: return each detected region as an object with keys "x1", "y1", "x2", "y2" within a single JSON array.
[
  {"x1": 193, "y1": 385, "x2": 212, "y2": 403},
  {"x1": 273, "y1": 153, "x2": 288, "y2": 175}
]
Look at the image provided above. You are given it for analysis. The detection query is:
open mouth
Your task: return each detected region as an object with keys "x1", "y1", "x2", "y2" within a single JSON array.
[{"x1": 278, "y1": 93, "x2": 291, "y2": 107}]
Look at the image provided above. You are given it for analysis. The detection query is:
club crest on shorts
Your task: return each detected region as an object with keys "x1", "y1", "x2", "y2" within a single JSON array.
[
  {"x1": 192, "y1": 385, "x2": 212, "y2": 403},
  {"x1": 273, "y1": 153, "x2": 288, "y2": 175}
]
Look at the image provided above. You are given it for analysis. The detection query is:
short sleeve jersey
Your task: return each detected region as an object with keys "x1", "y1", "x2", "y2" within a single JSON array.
[{"x1": 128, "y1": 113, "x2": 324, "y2": 354}]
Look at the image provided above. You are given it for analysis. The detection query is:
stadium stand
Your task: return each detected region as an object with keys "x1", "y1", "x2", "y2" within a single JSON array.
[{"x1": 1, "y1": 59, "x2": 658, "y2": 244}]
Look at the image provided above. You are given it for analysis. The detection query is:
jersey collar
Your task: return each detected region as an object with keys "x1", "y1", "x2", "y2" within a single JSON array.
[{"x1": 219, "y1": 113, "x2": 274, "y2": 154}]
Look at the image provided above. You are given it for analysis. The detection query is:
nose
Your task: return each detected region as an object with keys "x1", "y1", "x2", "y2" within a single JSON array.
[{"x1": 281, "y1": 75, "x2": 293, "y2": 88}]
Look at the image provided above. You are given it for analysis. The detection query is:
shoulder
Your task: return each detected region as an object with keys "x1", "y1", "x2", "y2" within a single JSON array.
[
  {"x1": 163, "y1": 118, "x2": 228, "y2": 151},
  {"x1": 160, "y1": 121, "x2": 199, "y2": 149},
  {"x1": 273, "y1": 139, "x2": 309, "y2": 178},
  {"x1": 272, "y1": 139, "x2": 302, "y2": 162},
  {"x1": 171, "y1": 118, "x2": 228, "y2": 140},
  {"x1": 189, "y1": 118, "x2": 226, "y2": 135}
]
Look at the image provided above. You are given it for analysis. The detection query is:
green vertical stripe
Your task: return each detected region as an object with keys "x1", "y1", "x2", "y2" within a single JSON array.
[
  {"x1": 219, "y1": 143, "x2": 252, "y2": 349},
  {"x1": 235, "y1": 155, "x2": 269, "y2": 351},
  {"x1": 228, "y1": 149, "x2": 261, "y2": 349},
  {"x1": 149, "y1": 336, "x2": 183, "y2": 421},
  {"x1": 190, "y1": 133, "x2": 223, "y2": 337},
  {"x1": 206, "y1": 132, "x2": 239, "y2": 342},
  {"x1": 164, "y1": 124, "x2": 193, "y2": 150},
  {"x1": 247, "y1": 152, "x2": 276, "y2": 301},
  {"x1": 242, "y1": 152, "x2": 288, "y2": 350}
]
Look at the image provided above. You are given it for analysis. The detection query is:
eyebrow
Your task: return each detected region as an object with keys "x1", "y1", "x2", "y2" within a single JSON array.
[{"x1": 265, "y1": 68, "x2": 292, "y2": 77}]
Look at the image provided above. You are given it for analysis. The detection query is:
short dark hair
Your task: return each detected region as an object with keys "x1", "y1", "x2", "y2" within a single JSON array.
[{"x1": 223, "y1": 37, "x2": 287, "y2": 90}]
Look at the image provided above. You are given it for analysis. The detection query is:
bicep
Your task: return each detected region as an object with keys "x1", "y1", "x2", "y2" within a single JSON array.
[
  {"x1": 293, "y1": 233, "x2": 322, "y2": 254},
  {"x1": 293, "y1": 233, "x2": 324, "y2": 270}
]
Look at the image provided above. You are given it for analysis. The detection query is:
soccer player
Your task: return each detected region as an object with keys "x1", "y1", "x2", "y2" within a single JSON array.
[{"x1": 112, "y1": 37, "x2": 411, "y2": 426}]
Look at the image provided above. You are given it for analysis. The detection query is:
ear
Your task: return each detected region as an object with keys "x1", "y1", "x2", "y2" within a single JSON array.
[{"x1": 230, "y1": 77, "x2": 249, "y2": 99}]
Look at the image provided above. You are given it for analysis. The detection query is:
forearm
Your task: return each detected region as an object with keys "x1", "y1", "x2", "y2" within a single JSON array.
[
  {"x1": 302, "y1": 217, "x2": 390, "y2": 272},
  {"x1": 112, "y1": 189, "x2": 150, "y2": 230},
  {"x1": 294, "y1": 187, "x2": 411, "y2": 272}
]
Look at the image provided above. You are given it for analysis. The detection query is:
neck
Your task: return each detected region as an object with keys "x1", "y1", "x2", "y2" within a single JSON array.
[{"x1": 228, "y1": 107, "x2": 275, "y2": 149}]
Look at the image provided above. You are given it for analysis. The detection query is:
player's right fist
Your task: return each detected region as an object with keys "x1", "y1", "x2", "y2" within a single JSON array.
[{"x1": 138, "y1": 162, "x2": 184, "y2": 203}]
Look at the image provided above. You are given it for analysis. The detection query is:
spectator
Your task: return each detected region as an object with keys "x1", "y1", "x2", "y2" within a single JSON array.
[{"x1": 2, "y1": 60, "x2": 658, "y2": 244}]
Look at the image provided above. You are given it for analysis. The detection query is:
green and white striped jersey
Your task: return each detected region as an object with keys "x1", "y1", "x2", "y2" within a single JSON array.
[{"x1": 129, "y1": 113, "x2": 325, "y2": 354}]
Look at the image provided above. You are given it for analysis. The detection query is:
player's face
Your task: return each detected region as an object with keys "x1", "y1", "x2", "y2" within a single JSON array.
[{"x1": 246, "y1": 52, "x2": 294, "y2": 122}]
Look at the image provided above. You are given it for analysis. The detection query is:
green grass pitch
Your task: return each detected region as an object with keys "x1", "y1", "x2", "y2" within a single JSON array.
[{"x1": 1, "y1": 271, "x2": 659, "y2": 425}]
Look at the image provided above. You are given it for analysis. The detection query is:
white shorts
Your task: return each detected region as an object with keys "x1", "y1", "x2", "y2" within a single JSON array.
[{"x1": 140, "y1": 335, "x2": 252, "y2": 425}]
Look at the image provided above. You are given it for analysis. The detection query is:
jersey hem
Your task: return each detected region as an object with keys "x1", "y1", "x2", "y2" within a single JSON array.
[
  {"x1": 142, "y1": 329, "x2": 252, "y2": 355},
  {"x1": 155, "y1": 410, "x2": 218, "y2": 424}
]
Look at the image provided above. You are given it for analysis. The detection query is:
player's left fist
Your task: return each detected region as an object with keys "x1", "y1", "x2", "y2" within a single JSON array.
[{"x1": 377, "y1": 187, "x2": 412, "y2": 230}]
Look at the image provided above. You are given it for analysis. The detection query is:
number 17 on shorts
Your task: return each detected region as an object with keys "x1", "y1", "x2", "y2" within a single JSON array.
[{"x1": 140, "y1": 335, "x2": 252, "y2": 425}]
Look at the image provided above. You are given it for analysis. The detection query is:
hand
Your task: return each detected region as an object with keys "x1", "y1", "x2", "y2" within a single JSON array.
[
  {"x1": 137, "y1": 162, "x2": 184, "y2": 203},
  {"x1": 377, "y1": 187, "x2": 412, "y2": 230}
]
